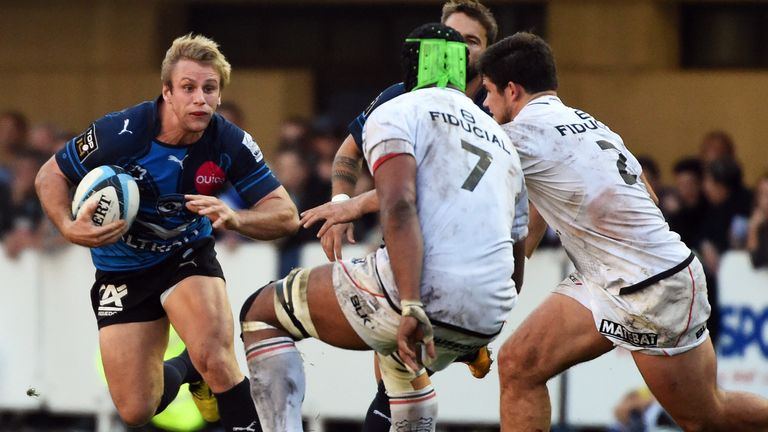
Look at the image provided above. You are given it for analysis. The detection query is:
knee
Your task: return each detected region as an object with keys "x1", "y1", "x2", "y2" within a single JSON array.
[
  {"x1": 239, "y1": 282, "x2": 273, "y2": 324},
  {"x1": 497, "y1": 340, "x2": 546, "y2": 387},
  {"x1": 189, "y1": 344, "x2": 232, "y2": 377},
  {"x1": 114, "y1": 400, "x2": 155, "y2": 427}
]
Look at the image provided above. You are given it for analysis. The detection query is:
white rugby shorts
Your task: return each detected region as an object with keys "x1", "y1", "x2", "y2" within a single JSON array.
[
  {"x1": 556, "y1": 255, "x2": 710, "y2": 356},
  {"x1": 331, "y1": 251, "x2": 494, "y2": 372}
]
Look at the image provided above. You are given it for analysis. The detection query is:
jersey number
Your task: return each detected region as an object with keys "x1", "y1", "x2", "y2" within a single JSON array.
[
  {"x1": 596, "y1": 140, "x2": 637, "y2": 185},
  {"x1": 461, "y1": 140, "x2": 493, "y2": 191}
]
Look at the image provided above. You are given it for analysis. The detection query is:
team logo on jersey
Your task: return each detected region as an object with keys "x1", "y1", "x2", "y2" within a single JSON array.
[
  {"x1": 75, "y1": 125, "x2": 99, "y2": 162},
  {"x1": 157, "y1": 194, "x2": 186, "y2": 217},
  {"x1": 241, "y1": 132, "x2": 264, "y2": 162},
  {"x1": 599, "y1": 319, "x2": 658, "y2": 347},
  {"x1": 97, "y1": 284, "x2": 128, "y2": 316},
  {"x1": 195, "y1": 161, "x2": 226, "y2": 195}
]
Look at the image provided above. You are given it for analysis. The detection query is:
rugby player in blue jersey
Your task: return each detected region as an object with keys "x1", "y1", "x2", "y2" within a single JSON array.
[{"x1": 35, "y1": 34, "x2": 298, "y2": 432}]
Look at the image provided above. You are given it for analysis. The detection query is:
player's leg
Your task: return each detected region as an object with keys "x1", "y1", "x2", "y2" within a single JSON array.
[
  {"x1": 241, "y1": 264, "x2": 369, "y2": 432},
  {"x1": 634, "y1": 336, "x2": 768, "y2": 431},
  {"x1": 377, "y1": 352, "x2": 437, "y2": 431},
  {"x1": 99, "y1": 319, "x2": 169, "y2": 426},
  {"x1": 498, "y1": 293, "x2": 614, "y2": 431},
  {"x1": 164, "y1": 274, "x2": 260, "y2": 431},
  {"x1": 363, "y1": 355, "x2": 392, "y2": 431}
]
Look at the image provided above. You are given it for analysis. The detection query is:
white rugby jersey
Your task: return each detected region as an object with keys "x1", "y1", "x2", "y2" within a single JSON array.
[
  {"x1": 502, "y1": 95, "x2": 691, "y2": 295},
  {"x1": 362, "y1": 87, "x2": 525, "y2": 335}
]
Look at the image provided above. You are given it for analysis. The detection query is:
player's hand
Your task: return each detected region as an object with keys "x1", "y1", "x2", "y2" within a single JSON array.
[
  {"x1": 65, "y1": 198, "x2": 127, "y2": 248},
  {"x1": 397, "y1": 301, "x2": 436, "y2": 372},
  {"x1": 320, "y1": 223, "x2": 356, "y2": 261},
  {"x1": 300, "y1": 198, "x2": 363, "y2": 238},
  {"x1": 185, "y1": 194, "x2": 240, "y2": 230}
]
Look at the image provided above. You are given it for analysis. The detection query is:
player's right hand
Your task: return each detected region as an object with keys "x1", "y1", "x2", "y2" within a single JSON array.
[
  {"x1": 65, "y1": 198, "x2": 126, "y2": 248},
  {"x1": 320, "y1": 222, "x2": 356, "y2": 261}
]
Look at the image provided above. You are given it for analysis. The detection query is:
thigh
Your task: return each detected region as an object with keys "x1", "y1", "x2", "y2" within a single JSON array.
[
  {"x1": 501, "y1": 292, "x2": 614, "y2": 380},
  {"x1": 99, "y1": 319, "x2": 169, "y2": 406},
  {"x1": 163, "y1": 275, "x2": 234, "y2": 356},
  {"x1": 242, "y1": 264, "x2": 369, "y2": 350},
  {"x1": 632, "y1": 336, "x2": 719, "y2": 421}
]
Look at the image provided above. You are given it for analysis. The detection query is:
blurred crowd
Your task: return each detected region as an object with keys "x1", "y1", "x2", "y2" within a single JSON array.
[{"x1": 1, "y1": 104, "x2": 766, "y2": 301}]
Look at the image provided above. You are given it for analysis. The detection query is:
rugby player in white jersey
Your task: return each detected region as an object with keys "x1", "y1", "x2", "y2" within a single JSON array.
[
  {"x1": 478, "y1": 32, "x2": 768, "y2": 431},
  {"x1": 239, "y1": 23, "x2": 526, "y2": 431}
]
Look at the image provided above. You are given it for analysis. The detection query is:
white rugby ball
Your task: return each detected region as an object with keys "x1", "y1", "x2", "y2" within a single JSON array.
[{"x1": 72, "y1": 165, "x2": 139, "y2": 227}]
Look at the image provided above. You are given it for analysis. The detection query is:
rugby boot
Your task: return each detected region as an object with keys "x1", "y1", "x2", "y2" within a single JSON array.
[
  {"x1": 460, "y1": 345, "x2": 493, "y2": 379},
  {"x1": 189, "y1": 381, "x2": 220, "y2": 422}
]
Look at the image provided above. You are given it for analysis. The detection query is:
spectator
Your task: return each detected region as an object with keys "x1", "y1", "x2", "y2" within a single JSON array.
[
  {"x1": 700, "y1": 158, "x2": 752, "y2": 256},
  {"x1": 279, "y1": 116, "x2": 310, "y2": 148},
  {"x1": 0, "y1": 149, "x2": 45, "y2": 258},
  {"x1": 28, "y1": 123, "x2": 61, "y2": 156},
  {"x1": 699, "y1": 130, "x2": 735, "y2": 165},
  {"x1": 271, "y1": 146, "x2": 317, "y2": 276},
  {"x1": 218, "y1": 101, "x2": 245, "y2": 128},
  {"x1": 609, "y1": 387, "x2": 679, "y2": 432},
  {"x1": 665, "y1": 158, "x2": 708, "y2": 249},
  {"x1": 747, "y1": 173, "x2": 768, "y2": 269},
  {"x1": 0, "y1": 111, "x2": 28, "y2": 185}
]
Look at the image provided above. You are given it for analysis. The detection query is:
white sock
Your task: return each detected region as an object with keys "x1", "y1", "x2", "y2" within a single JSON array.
[
  {"x1": 388, "y1": 386, "x2": 438, "y2": 432},
  {"x1": 245, "y1": 337, "x2": 305, "y2": 432}
]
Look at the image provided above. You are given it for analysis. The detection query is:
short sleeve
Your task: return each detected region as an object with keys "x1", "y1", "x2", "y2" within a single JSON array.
[
  {"x1": 347, "y1": 83, "x2": 406, "y2": 152},
  {"x1": 362, "y1": 102, "x2": 415, "y2": 174},
  {"x1": 55, "y1": 113, "x2": 130, "y2": 184},
  {"x1": 511, "y1": 183, "x2": 529, "y2": 242},
  {"x1": 226, "y1": 130, "x2": 281, "y2": 206}
]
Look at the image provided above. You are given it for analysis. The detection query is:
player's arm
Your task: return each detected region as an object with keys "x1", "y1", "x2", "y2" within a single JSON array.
[
  {"x1": 374, "y1": 148, "x2": 434, "y2": 370},
  {"x1": 186, "y1": 185, "x2": 299, "y2": 241},
  {"x1": 524, "y1": 202, "x2": 548, "y2": 258},
  {"x1": 640, "y1": 172, "x2": 659, "y2": 205},
  {"x1": 35, "y1": 157, "x2": 126, "y2": 247}
]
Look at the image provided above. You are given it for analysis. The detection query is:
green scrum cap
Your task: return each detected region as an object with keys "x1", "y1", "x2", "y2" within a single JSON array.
[{"x1": 402, "y1": 23, "x2": 467, "y2": 92}]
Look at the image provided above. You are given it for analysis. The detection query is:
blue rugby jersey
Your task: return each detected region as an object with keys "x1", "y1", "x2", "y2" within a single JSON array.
[{"x1": 56, "y1": 97, "x2": 281, "y2": 271}]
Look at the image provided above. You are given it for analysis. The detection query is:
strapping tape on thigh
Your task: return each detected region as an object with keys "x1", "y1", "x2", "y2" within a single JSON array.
[
  {"x1": 274, "y1": 268, "x2": 319, "y2": 340},
  {"x1": 241, "y1": 321, "x2": 278, "y2": 332},
  {"x1": 378, "y1": 352, "x2": 429, "y2": 394}
]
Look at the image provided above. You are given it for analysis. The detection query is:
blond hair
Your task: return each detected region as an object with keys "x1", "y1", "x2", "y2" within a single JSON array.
[{"x1": 161, "y1": 34, "x2": 232, "y2": 89}]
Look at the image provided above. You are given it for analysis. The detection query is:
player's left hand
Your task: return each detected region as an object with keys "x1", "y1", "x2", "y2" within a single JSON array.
[
  {"x1": 300, "y1": 198, "x2": 363, "y2": 238},
  {"x1": 398, "y1": 301, "x2": 436, "y2": 372},
  {"x1": 185, "y1": 194, "x2": 241, "y2": 230}
]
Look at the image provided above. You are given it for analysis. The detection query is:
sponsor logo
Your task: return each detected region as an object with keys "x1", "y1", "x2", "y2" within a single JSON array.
[
  {"x1": 720, "y1": 305, "x2": 768, "y2": 359},
  {"x1": 167, "y1": 154, "x2": 187, "y2": 169},
  {"x1": 599, "y1": 319, "x2": 658, "y2": 347},
  {"x1": 118, "y1": 118, "x2": 133, "y2": 135},
  {"x1": 98, "y1": 284, "x2": 128, "y2": 316},
  {"x1": 350, "y1": 294, "x2": 374, "y2": 329},
  {"x1": 568, "y1": 274, "x2": 583, "y2": 285},
  {"x1": 232, "y1": 422, "x2": 259, "y2": 432},
  {"x1": 241, "y1": 132, "x2": 263, "y2": 162},
  {"x1": 91, "y1": 194, "x2": 113, "y2": 226},
  {"x1": 194, "y1": 161, "x2": 226, "y2": 195},
  {"x1": 696, "y1": 324, "x2": 707, "y2": 339},
  {"x1": 394, "y1": 417, "x2": 434, "y2": 432},
  {"x1": 75, "y1": 125, "x2": 99, "y2": 161}
]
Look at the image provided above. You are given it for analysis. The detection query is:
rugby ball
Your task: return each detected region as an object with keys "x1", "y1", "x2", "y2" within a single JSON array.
[{"x1": 72, "y1": 165, "x2": 139, "y2": 227}]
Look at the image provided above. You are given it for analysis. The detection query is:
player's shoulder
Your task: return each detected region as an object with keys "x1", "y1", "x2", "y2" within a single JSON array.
[
  {"x1": 363, "y1": 83, "x2": 407, "y2": 118},
  {"x1": 210, "y1": 114, "x2": 264, "y2": 162},
  {"x1": 94, "y1": 98, "x2": 157, "y2": 137}
]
